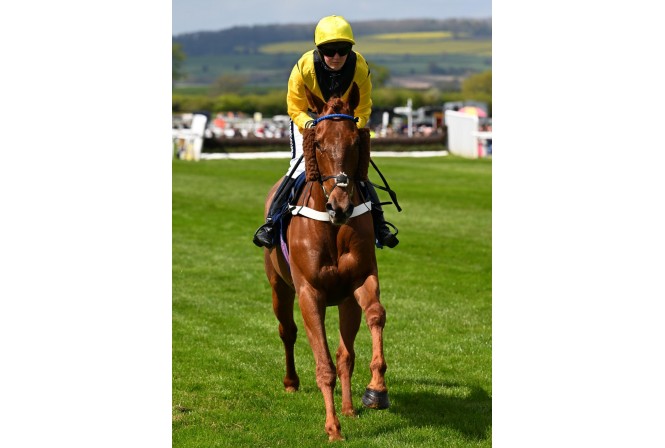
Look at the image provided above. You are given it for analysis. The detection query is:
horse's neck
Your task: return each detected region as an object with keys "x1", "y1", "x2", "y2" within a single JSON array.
[{"x1": 298, "y1": 182, "x2": 326, "y2": 210}]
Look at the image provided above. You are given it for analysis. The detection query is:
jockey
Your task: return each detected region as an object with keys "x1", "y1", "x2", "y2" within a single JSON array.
[{"x1": 253, "y1": 15, "x2": 399, "y2": 249}]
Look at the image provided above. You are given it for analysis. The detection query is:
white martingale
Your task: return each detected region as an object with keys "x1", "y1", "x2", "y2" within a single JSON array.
[{"x1": 290, "y1": 201, "x2": 372, "y2": 222}]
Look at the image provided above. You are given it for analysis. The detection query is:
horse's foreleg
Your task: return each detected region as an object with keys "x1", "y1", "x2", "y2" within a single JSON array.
[
  {"x1": 354, "y1": 275, "x2": 390, "y2": 409},
  {"x1": 299, "y1": 292, "x2": 343, "y2": 441},
  {"x1": 268, "y1": 261, "x2": 299, "y2": 392},
  {"x1": 337, "y1": 298, "x2": 362, "y2": 417}
]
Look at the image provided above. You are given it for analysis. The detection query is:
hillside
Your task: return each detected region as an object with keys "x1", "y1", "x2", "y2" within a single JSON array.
[
  {"x1": 173, "y1": 18, "x2": 491, "y2": 89},
  {"x1": 173, "y1": 18, "x2": 491, "y2": 56}
]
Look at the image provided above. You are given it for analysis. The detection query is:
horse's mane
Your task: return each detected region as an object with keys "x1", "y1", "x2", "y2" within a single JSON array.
[
  {"x1": 302, "y1": 128, "x2": 319, "y2": 181},
  {"x1": 357, "y1": 128, "x2": 370, "y2": 181}
]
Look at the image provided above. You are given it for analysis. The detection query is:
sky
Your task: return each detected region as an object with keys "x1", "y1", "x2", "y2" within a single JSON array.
[{"x1": 172, "y1": 0, "x2": 492, "y2": 35}]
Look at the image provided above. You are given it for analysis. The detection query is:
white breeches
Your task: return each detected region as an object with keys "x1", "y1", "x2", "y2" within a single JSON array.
[{"x1": 285, "y1": 121, "x2": 305, "y2": 179}]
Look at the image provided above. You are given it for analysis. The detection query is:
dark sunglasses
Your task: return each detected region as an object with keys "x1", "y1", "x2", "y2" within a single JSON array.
[{"x1": 318, "y1": 44, "x2": 352, "y2": 57}]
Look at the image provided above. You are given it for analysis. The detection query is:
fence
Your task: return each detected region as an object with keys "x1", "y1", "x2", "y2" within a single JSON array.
[{"x1": 444, "y1": 111, "x2": 492, "y2": 158}]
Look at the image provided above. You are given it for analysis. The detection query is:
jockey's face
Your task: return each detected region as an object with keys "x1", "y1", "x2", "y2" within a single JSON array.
[{"x1": 318, "y1": 43, "x2": 352, "y2": 71}]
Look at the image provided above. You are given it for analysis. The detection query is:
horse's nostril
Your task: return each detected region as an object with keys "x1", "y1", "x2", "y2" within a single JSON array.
[{"x1": 326, "y1": 203, "x2": 333, "y2": 211}]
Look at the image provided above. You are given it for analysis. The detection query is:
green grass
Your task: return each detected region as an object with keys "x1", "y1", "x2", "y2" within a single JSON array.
[
  {"x1": 173, "y1": 155, "x2": 492, "y2": 446},
  {"x1": 261, "y1": 38, "x2": 491, "y2": 57}
]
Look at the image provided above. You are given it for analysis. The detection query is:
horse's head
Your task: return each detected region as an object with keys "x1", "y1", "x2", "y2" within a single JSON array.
[{"x1": 302, "y1": 83, "x2": 370, "y2": 225}]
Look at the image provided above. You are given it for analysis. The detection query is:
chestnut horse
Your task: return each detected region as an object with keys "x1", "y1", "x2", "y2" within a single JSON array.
[{"x1": 262, "y1": 83, "x2": 390, "y2": 441}]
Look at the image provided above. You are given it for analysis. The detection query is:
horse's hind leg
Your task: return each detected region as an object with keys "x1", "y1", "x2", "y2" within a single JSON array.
[
  {"x1": 337, "y1": 298, "x2": 362, "y2": 417},
  {"x1": 354, "y1": 275, "x2": 390, "y2": 409},
  {"x1": 267, "y1": 264, "x2": 299, "y2": 391}
]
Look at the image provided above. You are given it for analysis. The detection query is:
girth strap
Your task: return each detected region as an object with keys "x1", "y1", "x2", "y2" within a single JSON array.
[{"x1": 290, "y1": 201, "x2": 372, "y2": 222}]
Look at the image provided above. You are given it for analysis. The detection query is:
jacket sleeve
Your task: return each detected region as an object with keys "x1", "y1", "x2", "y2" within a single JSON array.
[
  {"x1": 286, "y1": 61, "x2": 313, "y2": 131},
  {"x1": 353, "y1": 57, "x2": 373, "y2": 129}
]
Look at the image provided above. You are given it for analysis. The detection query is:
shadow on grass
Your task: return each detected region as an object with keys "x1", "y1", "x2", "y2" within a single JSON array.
[{"x1": 357, "y1": 379, "x2": 491, "y2": 441}]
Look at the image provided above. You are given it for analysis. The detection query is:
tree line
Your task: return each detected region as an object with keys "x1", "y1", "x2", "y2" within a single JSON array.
[{"x1": 172, "y1": 70, "x2": 491, "y2": 117}]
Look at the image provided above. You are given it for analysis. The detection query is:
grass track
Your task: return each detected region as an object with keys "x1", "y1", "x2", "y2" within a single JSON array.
[{"x1": 173, "y1": 155, "x2": 492, "y2": 446}]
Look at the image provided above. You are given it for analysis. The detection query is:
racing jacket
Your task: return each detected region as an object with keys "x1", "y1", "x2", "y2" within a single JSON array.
[{"x1": 286, "y1": 50, "x2": 372, "y2": 131}]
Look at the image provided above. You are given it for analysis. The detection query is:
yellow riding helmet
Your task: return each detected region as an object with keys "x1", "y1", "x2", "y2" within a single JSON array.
[{"x1": 314, "y1": 15, "x2": 356, "y2": 46}]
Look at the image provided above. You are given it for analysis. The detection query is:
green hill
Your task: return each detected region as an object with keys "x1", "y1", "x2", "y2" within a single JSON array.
[{"x1": 173, "y1": 18, "x2": 491, "y2": 89}]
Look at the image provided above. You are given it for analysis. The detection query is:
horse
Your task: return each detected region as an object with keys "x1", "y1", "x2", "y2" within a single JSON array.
[{"x1": 261, "y1": 82, "x2": 390, "y2": 441}]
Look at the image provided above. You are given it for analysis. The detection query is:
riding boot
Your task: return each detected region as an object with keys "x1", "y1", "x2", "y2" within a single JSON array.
[
  {"x1": 253, "y1": 176, "x2": 296, "y2": 248},
  {"x1": 366, "y1": 183, "x2": 399, "y2": 248}
]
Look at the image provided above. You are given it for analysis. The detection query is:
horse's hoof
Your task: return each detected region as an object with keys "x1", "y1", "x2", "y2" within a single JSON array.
[
  {"x1": 342, "y1": 407, "x2": 357, "y2": 418},
  {"x1": 283, "y1": 376, "x2": 299, "y2": 392},
  {"x1": 328, "y1": 433, "x2": 344, "y2": 442},
  {"x1": 361, "y1": 388, "x2": 390, "y2": 409}
]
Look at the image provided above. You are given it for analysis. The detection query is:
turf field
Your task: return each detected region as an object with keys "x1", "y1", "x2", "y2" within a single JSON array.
[{"x1": 173, "y1": 155, "x2": 491, "y2": 447}]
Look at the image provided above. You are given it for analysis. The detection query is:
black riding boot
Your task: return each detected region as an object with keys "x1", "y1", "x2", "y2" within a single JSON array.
[
  {"x1": 253, "y1": 176, "x2": 296, "y2": 248},
  {"x1": 366, "y1": 183, "x2": 399, "y2": 248}
]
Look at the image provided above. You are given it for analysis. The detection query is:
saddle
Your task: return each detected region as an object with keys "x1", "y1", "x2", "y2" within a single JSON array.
[{"x1": 276, "y1": 173, "x2": 307, "y2": 254}]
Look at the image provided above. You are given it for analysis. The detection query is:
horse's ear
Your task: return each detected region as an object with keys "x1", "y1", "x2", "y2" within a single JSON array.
[
  {"x1": 302, "y1": 127, "x2": 320, "y2": 181},
  {"x1": 357, "y1": 128, "x2": 370, "y2": 181},
  {"x1": 348, "y1": 83, "x2": 360, "y2": 115},
  {"x1": 305, "y1": 86, "x2": 326, "y2": 115}
]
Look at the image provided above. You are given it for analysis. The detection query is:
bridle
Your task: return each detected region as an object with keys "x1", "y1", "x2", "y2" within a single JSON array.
[
  {"x1": 312, "y1": 113, "x2": 359, "y2": 200},
  {"x1": 290, "y1": 112, "x2": 372, "y2": 222},
  {"x1": 313, "y1": 113, "x2": 358, "y2": 126}
]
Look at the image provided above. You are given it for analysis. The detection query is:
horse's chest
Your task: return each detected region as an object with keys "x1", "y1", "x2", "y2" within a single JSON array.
[
  {"x1": 292, "y1": 246, "x2": 368, "y2": 304},
  {"x1": 336, "y1": 252, "x2": 361, "y2": 276},
  {"x1": 316, "y1": 254, "x2": 362, "y2": 303}
]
